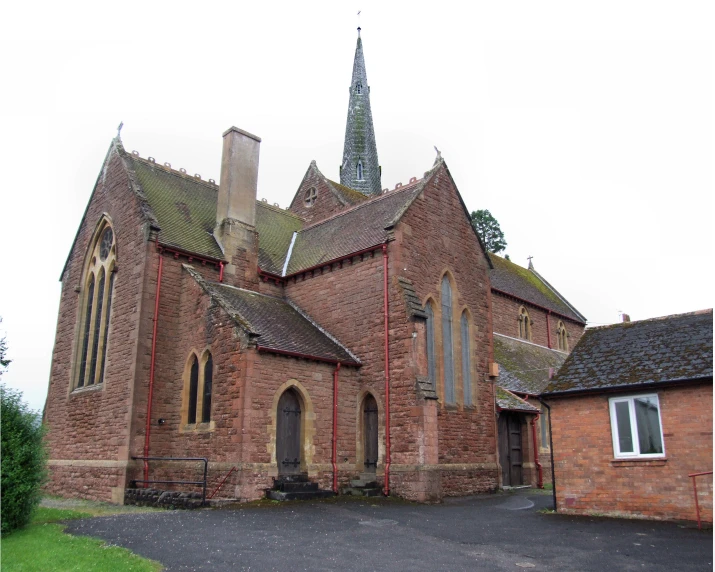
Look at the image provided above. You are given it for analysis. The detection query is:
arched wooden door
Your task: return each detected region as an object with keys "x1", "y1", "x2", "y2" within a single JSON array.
[
  {"x1": 498, "y1": 413, "x2": 523, "y2": 486},
  {"x1": 277, "y1": 389, "x2": 302, "y2": 475},
  {"x1": 363, "y1": 395, "x2": 378, "y2": 473}
]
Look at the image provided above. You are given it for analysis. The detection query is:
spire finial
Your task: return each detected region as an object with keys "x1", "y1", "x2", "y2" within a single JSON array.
[
  {"x1": 116, "y1": 121, "x2": 124, "y2": 140},
  {"x1": 357, "y1": 10, "x2": 361, "y2": 36}
]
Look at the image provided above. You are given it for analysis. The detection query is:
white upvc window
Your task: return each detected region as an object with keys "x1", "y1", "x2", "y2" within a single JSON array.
[{"x1": 609, "y1": 394, "x2": 665, "y2": 459}]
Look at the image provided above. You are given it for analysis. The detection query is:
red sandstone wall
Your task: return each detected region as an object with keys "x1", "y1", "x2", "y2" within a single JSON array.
[
  {"x1": 288, "y1": 166, "x2": 354, "y2": 224},
  {"x1": 491, "y1": 293, "x2": 584, "y2": 352},
  {"x1": 44, "y1": 146, "x2": 151, "y2": 502},
  {"x1": 549, "y1": 384, "x2": 713, "y2": 522}
]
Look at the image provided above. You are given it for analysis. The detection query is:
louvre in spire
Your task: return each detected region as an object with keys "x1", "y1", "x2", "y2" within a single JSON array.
[{"x1": 340, "y1": 29, "x2": 381, "y2": 196}]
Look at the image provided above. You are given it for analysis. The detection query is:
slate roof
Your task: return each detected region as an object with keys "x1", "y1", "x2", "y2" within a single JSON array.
[
  {"x1": 184, "y1": 265, "x2": 359, "y2": 365},
  {"x1": 126, "y1": 155, "x2": 305, "y2": 275},
  {"x1": 496, "y1": 386, "x2": 539, "y2": 413},
  {"x1": 284, "y1": 178, "x2": 426, "y2": 275},
  {"x1": 494, "y1": 334, "x2": 567, "y2": 395},
  {"x1": 326, "y1": 179, "x2": 370, "y2": 206},
  {"x1": 489, "y1": 254, "x2": 586, "y2": 323},
  {"x1": 543, "y1": 310, "x2": 713, "y2": 396}
]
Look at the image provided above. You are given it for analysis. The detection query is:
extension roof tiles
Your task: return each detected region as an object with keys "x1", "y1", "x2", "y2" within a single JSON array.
[
  {"x1": 184, "y1": 265, "x2": 359, "y2": 365},
  {"x1": 127, "y1": 155, "x2": 305, "y2": 275},
  {"x1": 494, "y1": 333, "x2": 567, "y2": 395},
  {"x1": 489, "y1": 254, "x2": 586, "y2": 324},
  {"x1": 496, "y1": 386, "x2": 539, "y2": 413},
  {"x1": 543, "y1": 310, "x2": 713, "y2": 396}
]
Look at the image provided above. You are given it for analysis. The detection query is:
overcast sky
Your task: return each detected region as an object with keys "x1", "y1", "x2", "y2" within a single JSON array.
[{"x1": 1, "y1": 1, "x2": 713, "y2": 413}]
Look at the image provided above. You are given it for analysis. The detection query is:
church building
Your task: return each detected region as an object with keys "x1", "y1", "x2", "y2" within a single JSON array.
[{"x1": 44, "y1": 30, "x2": 585, "y2": 503}]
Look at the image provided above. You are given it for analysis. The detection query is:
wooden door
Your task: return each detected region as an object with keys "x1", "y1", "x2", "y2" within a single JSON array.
[
  {"x1": 498, "y1": 413, "x2": 523, "y2": 486},
  {"x1": 363, "y1": 395, "x2": 378, "y2": 473},
  {"x1": 277, "y1": 389, "x2": 301, "y2": 475}
]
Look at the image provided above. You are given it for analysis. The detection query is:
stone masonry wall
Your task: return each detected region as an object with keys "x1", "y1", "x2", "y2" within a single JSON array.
[
  {"x1": 492, "y1": 293, "x2": 584, "y2": 352},
  {"x1": 288, "y1": 165, "x2": 356, "y2": 224},
  {"x1": 548, "y1": 383, "x2": 713, "y2": 522},
  {"x1": 44, "y1": 145, "x2": 151, "y2": 503}
]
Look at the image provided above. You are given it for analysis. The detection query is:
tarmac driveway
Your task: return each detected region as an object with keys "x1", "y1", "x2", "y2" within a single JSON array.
[{"x1": 64, "y1": 489, "x2": 712, "y2": 571}]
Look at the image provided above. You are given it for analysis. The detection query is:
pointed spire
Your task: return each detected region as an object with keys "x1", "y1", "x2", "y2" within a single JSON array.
[{"x1": 340, "y1": 28, "x2": 381, "y2": 196}]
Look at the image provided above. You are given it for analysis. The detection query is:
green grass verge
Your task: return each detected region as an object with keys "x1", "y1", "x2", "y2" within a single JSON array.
[{"x1": 2, "y1": 507, "x2": 162, "y2": 572}]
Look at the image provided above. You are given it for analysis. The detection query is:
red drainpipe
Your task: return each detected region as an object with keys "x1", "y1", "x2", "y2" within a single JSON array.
[
  {"x1": 546, "y1": 310, "x2": 552, "y2": 349},
  {"x1": 531, "y1": 412, "x2": 544, "y2": 489},
  {"x1": 332, "y1": 363, "x2": 341, "y2": 493},
  {"x1": 144, "y1": 250, "x2": 164, "y2": 485},
  {"x1": 219, "y1": 261, "x2": 224, "y2": 283},
  {"x1": 382, "y1": 243, "x2": 391, "y2": 496}
]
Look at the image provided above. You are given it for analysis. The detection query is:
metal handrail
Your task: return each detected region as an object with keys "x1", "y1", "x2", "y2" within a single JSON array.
[
  {"x1": 131, "y1": 456, "x2": 208, "y2": 506},
  {"x1": 207, "y1": 466, "x2": 237, "y2": 500},
  {"x1": 688, "y1": 470, "x2": 713, "y2": 530}
]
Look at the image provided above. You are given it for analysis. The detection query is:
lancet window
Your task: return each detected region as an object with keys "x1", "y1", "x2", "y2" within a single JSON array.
[
  {"x1": 442, "y1": 276, "x2": 455, "y2": 404},
  {"x1": 461, "y1": 310, "x2": 472, "y2": 406},
  {"x1": 518, "y1": 306, "x2": 532, "y2": 341},
  {"x1": 184, "y1": 350, "x2": 214, "y2": 426},
  {"x1": 556, "y1": 321, "x2": 568, "y2": 351},
  {"x1": 74, "y1": 222, "x2": 116, "y2": 389}
]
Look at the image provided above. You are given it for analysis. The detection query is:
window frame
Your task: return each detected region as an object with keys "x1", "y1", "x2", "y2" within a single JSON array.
[
  {"x1": 608, "y1": 393, "x2": 666, "y2": 459},
  {"x1": 182, "y1": 350, "x2": 214, "y2": 429}
]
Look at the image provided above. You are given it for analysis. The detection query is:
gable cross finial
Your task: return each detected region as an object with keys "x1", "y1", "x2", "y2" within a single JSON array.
[
  {"x1": 527, "y1": 255, "x2": 534, "y2": 270},
  {"x1": 116, "y1": 121, "x2": 124, "y2": 139}
]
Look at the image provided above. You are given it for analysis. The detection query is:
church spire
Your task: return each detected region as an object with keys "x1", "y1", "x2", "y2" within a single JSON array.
[{"x1": 340, "y1": 27, "x2": 381, "y2": 196}]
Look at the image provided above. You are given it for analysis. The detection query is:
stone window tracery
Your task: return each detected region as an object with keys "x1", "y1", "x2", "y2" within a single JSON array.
[
  {"x1": 183, "y1": 350, "x2": 214, "y2": 427},
  {"x1": 556, "y1": 321, "x2": 568, "y2": 351},
  {"x1": 518, "y1": 306, "x2": 532, "y2": 341},
  {"x1": 74, "y1": 222, "x2": 116, "y2": 390},
  {"x1": 304, "y1": 187, "x2": 317, "y2": 207}
]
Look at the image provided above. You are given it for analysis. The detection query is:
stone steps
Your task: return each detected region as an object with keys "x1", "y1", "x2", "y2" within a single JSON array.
[{"x1": 265, "y1": 473, "x2": 335, "y2": 502}]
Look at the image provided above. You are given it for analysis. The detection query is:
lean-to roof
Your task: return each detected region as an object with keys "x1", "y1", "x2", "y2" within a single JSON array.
[
  {"x1": 496, "y1": 386, "x2": 539, "y2": 413},
  {"x1": 184, "y1": 266, "x2": 359, "y2": 365},
  {"x1": 494, "y1": 333, "x2": 567, "y2": 395}
]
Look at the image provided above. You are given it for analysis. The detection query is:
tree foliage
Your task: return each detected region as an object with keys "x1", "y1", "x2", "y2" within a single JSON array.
[
  {"x1": 470, "y1": 209, "x2": 507, "y2": 254},
  {"x1": 1, "y1": 327, "x2": 47, "y2": 535}
]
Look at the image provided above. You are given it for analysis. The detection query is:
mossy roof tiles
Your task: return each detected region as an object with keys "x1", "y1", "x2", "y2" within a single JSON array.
[
  {"x1": 494, "y1": 334, "x2": 567, "y2": 395},
  {"x1": 127, "y1": 156, "x2": 305, "y2": 275},
  {"x1": 543, "y1": 310, "x2": 713, "y2": 395},
  {"x1": 496, "y1": 387, "x2": 539, "y2": 412},
  {"x1": 285, "y1": 181, "x2": 424, "y2": 275},
  {"x1": 489, "y1": 254, "x2": 585, "y2": 323},
  {"x1": 185, "y1": 266, "x2": 358, "y2": 365},
  {"x1": 326, "y1": 179, "x2": 370, "y2": 205}
]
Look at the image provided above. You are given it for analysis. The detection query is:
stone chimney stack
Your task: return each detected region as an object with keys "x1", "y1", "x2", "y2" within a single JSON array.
[{"x1": 214, "y1": 126, "x2": 261, "y2": 289}]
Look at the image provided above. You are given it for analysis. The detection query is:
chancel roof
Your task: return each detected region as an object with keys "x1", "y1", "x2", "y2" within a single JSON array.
[
  {"x1": 489, "y1": 254, "x2": 586, "y2": 324},
  {"x1": 494, "y1": 334, "x2": 567, "y2": 396},
  {"x1": 184, "y1": 265, "x2": 359, "y2": 365},
  {"x1": 543, "y1": 310, "x2": 713, "y2": 396}
]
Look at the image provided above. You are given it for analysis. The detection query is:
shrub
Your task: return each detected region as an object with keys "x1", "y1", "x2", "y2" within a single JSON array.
[{"x1": 1, "y1": 384, "x2": 47, "y2": 535}]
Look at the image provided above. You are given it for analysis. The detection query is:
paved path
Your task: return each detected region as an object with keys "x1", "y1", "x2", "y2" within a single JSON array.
[{"x1": 64, "y1": 490, "x2": 712, "y2": 571}]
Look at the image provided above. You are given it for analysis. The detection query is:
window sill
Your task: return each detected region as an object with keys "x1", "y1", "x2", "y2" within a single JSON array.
[
  {"x1": 610, "y1": 457, "x2": 667, "y2": 467},
  {"x1": 181, "y1": 421, "x2": 215, "y2": 433},
  {"x1": 442, "y1": 403, "x2": 459, "y2": 411},
  {"x1": 71, "y1": 383, "x2": 104, "y2": 395}
]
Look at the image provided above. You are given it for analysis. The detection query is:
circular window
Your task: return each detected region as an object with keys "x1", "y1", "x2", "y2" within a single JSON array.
[
  {"x1": 99, "y1": 228, "x2": 113, "y2": 261},
  {"x1": 304, "y1": 187, "x2": 317, "y2": 207}
]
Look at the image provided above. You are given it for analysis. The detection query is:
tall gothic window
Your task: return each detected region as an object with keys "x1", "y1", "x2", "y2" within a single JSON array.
[
  {"x1": 442, "y1": 276, "x2": 455, "y2": 404},
  {"x1": 357, "y1": 160, "x2": 364, "y2": 181},
  {"x1": 461, "y1": 311, "x2": 472, "y2": 406},
  {"x1": 518, "y1": 306, "x2": 532, "y2": 341},
  {"x1": 184, "y1": 350, "x2": 214, "y2": 427},
  {"x1": 75, "y1": 222, "x2": 116, "y2": 389},
  {"x1": 425, "y1": 301, "x2": 436, "y2": 389},
  {"x1": 556, "y1": 321, "x2": 568, "y2": 351}
]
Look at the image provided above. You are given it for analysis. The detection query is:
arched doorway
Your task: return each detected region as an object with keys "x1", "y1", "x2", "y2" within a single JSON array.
[
  {"x1": 363, "y1": 394, "x2": 378, "y2": 473},
  {"x1": 498, "y1": 413, "x2": 523, "y2": 486},
  {"x1": 277, "y1": 388, "x2": 302, "y2": 475}
]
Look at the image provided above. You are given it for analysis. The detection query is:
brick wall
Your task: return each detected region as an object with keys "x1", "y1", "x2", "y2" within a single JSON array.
[
  {"x1": 492, "y1": 293, "x2": 584, "y2": 351},
  {"x1": 548, "y1": 383, "x2": 713, "y2": 522},
  {"x1": 45, "y1": 145, "x2": 151, "y2": 502}
]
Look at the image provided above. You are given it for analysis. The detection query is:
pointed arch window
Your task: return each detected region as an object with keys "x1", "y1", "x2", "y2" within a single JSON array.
[
  {"x1": 518, "y1": 306, "x2": 532, "y2": 341},
  {"x1": 461, "y1": 311, "x2": 472, "y2": 406},
  {"x1": 357, "y1": 160, "x2": 364, "y2": 181},
  {"x1": 74, "y1": 222, "x2": 116, "y2": 389},
  {"x1": 356, "y1": 83, "x2": 363, "y2": 94},
  {"x1": 183, "y1": 350, "x2": 214, "y2": 427},
  {"x1": 425, "y1": 301, "x2": 436, "y2": 389},
  {"x1": 556, "y1": 321, "x2": 568, "y2": 351},
  {"x1": 442, "y1": 276, "x2": 455, "y2": 404}
]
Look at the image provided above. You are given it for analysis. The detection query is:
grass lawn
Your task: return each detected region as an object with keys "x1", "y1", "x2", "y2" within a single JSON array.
[{"x1": 2, "y1": 503, "x2": 162, "y2": 572}]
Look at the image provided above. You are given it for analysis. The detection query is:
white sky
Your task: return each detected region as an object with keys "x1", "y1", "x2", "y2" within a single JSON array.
[{"x1": 1, "y1": 1, "x2": 713, "y2": 413}]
